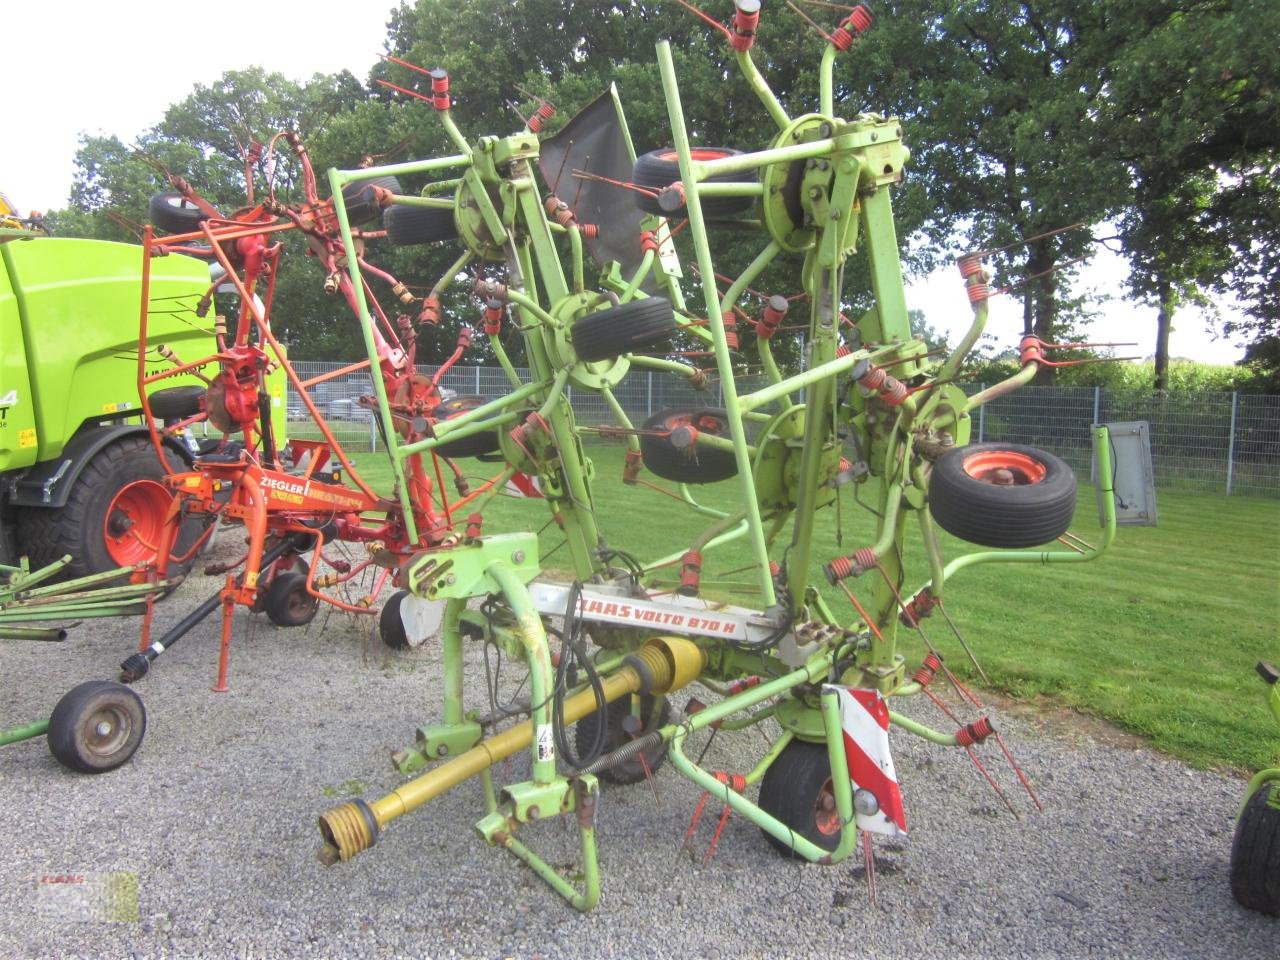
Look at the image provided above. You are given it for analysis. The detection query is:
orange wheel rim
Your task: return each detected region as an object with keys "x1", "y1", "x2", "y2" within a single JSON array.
[
  {"x1": 814, "y1": 777, "x2": 841, "y2": 836},
  {"x1": 962, "y1": 450, "x2": 1046, "y2": 485},
  {"x1": 656, "y1": 148, "x2": 731, "y2": 162},
  {"x1": 103, "y1": 479, "x2": 172, "y2": 567}
]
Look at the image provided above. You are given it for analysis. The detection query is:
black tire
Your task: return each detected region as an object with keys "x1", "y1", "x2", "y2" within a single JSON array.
[
  {"x1": 570, "y1": 297, "x2": 676, "y2": 362},
  {"x1": 1231, "y1": 782, "x2": 1280, "y2": 915},
  {"x1": 341, "y1": 175, "x2": 403, "y2": 226},
  {"x1": 383, "y1": 201, "x2": 458, "y2": 245},
  {"x1": 380, "y1": 590, "x2": 411, "y2": 650},
  {"x1": 631, "y1": 147, "x2": 757, "y2": 218},
  {"x1": 17, "y1": 436, "x2": 202, "y2": 582},
  {"x1": 262, "y1": 570, "x2": 318, "y2": 627},
  {"x1": 639, "y1": 408, "x2": 738, "y2": 484},
  {"x1": 47, "y1": 681, "x2": 146, "y2": 774},
  {"x1": 147, "y1": 385, "x2": 205, "y2": 420},
  {"x1": 758, "y1": 739, "x2": 842, "y2": 857},
  {"x1": 429, "y1": 396, "x2": 501, "y2": 459},
  {"x1": 149, "y1": 192, "x2": 210, "y2": 233},
  {"x1": 575, "y1": 695, "x2": 671, "y2": 785},
  {"x1": 928, "y1": 442, "x2": 1077, "y2": 549}
]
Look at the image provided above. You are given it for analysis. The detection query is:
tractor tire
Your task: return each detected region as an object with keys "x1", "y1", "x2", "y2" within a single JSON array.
[
  {"x1": 17, "y1": 436, "x2": 202, "y2": 582},
  {"x1": 639, "y1": 408, "x2": 738, "y2": 484},
  {"x1": 47, "y1": 680, "x2": 146, "y2": 774},
  {"x1": 1231, "y1": 782, "x2": 1280, "y2": 915},
  {"x1": 383, "y1": 201, "x2": 458, "y2": 245},
  {"x1": 429, "y1": 396, "x2": 501, "y2": 459},
  {"x1": 928, "y1": 442, "x2": 1077, "y2": 548},
  {"x1": 379, "y1": 590, "x2": 411, "y2": 650},
  {"x1": 570, "y1": 297, "x2": 676, "y2": 362},
  {"x1": 757, "y1": 739, "x2": 842, "y2": 857},
  {"x1": 146, "y1": 385, "x2": 205, "y2": 420},
  {"x1": 631, "y1": 147, "x2": 757, "y2": 218},
  {"x1": 341, "y1": 175, "x2": 402, "y2": 226},
  {"x1": 574, "y1": 695, "x2": 671, "y2": 785},
  {"x1": 262, "y1": 570, "x2": 318, "y2": 627},
  {"x1": 149, "y1": 192, "x2": 210, "y2": 234}
]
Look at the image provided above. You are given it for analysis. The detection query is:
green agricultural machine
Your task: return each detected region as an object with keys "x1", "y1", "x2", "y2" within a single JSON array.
[{"x1": 307, "y1": 3, "x2": 1135, "y2": 911}]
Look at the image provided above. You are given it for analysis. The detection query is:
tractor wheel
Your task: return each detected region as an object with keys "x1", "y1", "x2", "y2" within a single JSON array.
[
  {"x1": 17, "y1": 436, "x2": 201, "y2": 582},
  {"x1": 631, "y1": 147, "x2": 757, "y2": 218},
  {"x1": 379, "y1": 590, "x2": 411, "y2": 650},
  {"x1": 146, "y1": 385, "x2": 205, "y2": 420},
  {"x1": 757, "y1": 739, "x2": 842, "y2": 857},
  {"x1": 149, "y1": 192, "x2": 210, "y2": 233},
  {"x1": 429, "y1": 396, "x2": 501, "y2": 459},
  {"x1": 47, "y1": 681, "x2": 146, "y2": 774},
  {"x1": 262, "y1": 570, "x2": 318, "y2": 627},
  {"x1": 639, "y1": 408, "x2": 738, "y2": 484},
  {"x1": 570, "y1": 297, "x2": 676, "y2": 362},
  {"x1": 574, "y1": 695, "x2": 671, "y2": 785},
  {"x1": 1231, "y1": 782, "x2": 1280, "y2": 915},
  {"x1": 927, "y1": 442, "x2": 1077, "y2": 548},
  {"x1": 341, "y1": 175, "x2": 402, "y2": 226},
  {"x1": 383, "y1": 202, "x2": 458, "y2": 245}
]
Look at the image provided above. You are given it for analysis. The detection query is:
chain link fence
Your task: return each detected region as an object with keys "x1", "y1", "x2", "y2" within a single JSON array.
[{"x1": 289, "y1": 362, "x2": 1279, "y2": 498}]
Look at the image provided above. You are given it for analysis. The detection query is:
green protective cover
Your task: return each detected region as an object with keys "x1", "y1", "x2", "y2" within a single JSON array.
[{"x1": 0, "y1": 237, "x2": 212, "y2": 469}]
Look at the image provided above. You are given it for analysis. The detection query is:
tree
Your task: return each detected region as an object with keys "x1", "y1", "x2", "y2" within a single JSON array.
[
  {"x1": 1098, "y1": 0, "x2": 1280, "y2": 388},
  {"x1": 844, "y1": 0, "x2": 1131, "y2": 381}
]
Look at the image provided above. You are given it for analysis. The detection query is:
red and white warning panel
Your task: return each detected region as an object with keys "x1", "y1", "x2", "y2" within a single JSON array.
[{"x1": 827, "y1": 685, "x2": 907, "y2": 836}]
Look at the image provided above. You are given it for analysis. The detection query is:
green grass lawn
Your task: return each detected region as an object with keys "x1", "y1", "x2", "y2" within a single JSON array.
[{"x1": 343, "y1": 441, "x2": 1279, "y2": 773}]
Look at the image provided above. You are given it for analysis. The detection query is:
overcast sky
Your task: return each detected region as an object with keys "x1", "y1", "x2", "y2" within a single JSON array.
[{"x1": 3, "y1": 1, "x2": 1248, "y2": 365}]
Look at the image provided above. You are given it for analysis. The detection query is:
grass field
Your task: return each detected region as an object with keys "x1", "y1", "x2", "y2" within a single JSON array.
[{"x1": 339, "y1": 441, "x2": 1279, "y2": 773}]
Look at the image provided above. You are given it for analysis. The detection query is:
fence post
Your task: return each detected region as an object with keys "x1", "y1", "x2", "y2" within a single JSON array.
[
  {"x1": 474, "y1": 366, "x2": 481, "y2": 394},
  {"x1": 1226, "y1": 391, "x2": 1238, "y2": 496},
  {"x1": 370, "y1": 415, "x2": 377, "y2": 453},
  {"x1": 1090, "y1": 386, "x2": 1101, "y2": 482},
  {"x1": 977, "y1": 384, "x2": 986, "y2": 442},
  {"x1": 647, "y1": 371, "x2": 653, "y2": 418}
]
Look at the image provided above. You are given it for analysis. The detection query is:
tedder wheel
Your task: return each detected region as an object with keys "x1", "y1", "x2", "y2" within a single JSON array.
[
  {"x1": 262, "y1": 571, "x2": 318, "y2": 627},
  {"x1": 429, "y1": 396, "x2": 501, "y2": 459},
  {"x1": 639, "y1": 408, "x2": 738, "y2": 484},
  {"x1": 631, "y1": 148, "x2": 757, "y2": 218},
  {"x1": 341, "y1": 175, "x2": 403, "y2": 226},
  {"x1": 757, "y1": 739, "x2": 842, "y2": 857},
  {"x1": 927, "y1": 442, "x2": 1077, "y2": 549},
  {"x1": 383, "y1": 201, "x2": 459, "y2": 245},
  {"x1": 146, "y1": 384, "x2": 205, "y2": 420},
  {"x1": 1230, "y1": 783, "x2": 1280, "y2": 915},
  {"x1": 570, "y1": 297, "x2": 676, "y2": 363},
  {"x1": 148, "y1": 192, "x2": 210, "y2": 233},
  {"x1": 17, "y1": 436, "x2": 202, "y2": 582},
  {"x1": 574, "y1": 695, "x2": 672, "y2": 785},
  {"x1": 379, "y1": 590, "x2": 411, "y2": 650},
  {"x1": 47, "y1": 681, "x2": 146, "y2": 774}
]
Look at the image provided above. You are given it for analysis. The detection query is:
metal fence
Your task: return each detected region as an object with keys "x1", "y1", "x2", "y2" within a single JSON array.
[{"x1": 289, "y1": 362, "x2": 1280, "y2": 498}]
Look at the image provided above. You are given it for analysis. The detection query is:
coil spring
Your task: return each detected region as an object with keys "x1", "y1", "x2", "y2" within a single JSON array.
[
  {"x1": 723, "y1": 311, "x2": 739, "y2": 350},
  {"x1": 419, "y1": 296, "x2": 441, "y2": 326},
  {"x1": 958, "y1": 254, "x2": 984, "y2": 278},
  {"x1": 954, "y1": 716, "x2": 995, "y2": 747},
  {"x1": 483, "y1": 299, "x2": 503, "y2": 336},
  {"x1": 966, "y1": 283, "x2": 991, "y2": 304},
  {"x1": 527, "y1": 101, "x2": 555, "y2": 133},
  {"x1": 730, "y1": 5, "x2": 759, "y2": 52}
]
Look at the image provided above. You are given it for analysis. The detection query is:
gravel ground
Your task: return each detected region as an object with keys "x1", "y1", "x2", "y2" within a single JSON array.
[{"x1": 0, "y1": 555, "x2": 1273, "y2": 960}]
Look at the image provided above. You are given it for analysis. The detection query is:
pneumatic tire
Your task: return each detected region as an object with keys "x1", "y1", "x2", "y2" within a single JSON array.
[
  {"x1": 639, "y1": 409, "x2": 738, "y2": 484},
  {"x1": 570, "y1": 298, "x2": 676, "y2": 362},
  {"x1": 758, "y1": 739, "x2": 842, "y2": 857},
  {"x1": 383, "y1": 202, "x2": 458, "y2": 245},
  {"x1": 1231, "y1": 782, "x2": 1280, "y2": 915},
  {"x1": 631, "y1": 147, "x2": 757, "y2": 218},
  {"x1": 47, "y1": 681, "x2": 146, "y2": 774},
  {"x1": 927, "y1": 443, "x2": 1076, "y2": 548},
  {"x1": 341, "y1": 175, "x2": 403, "y2": 226},
  {"x1": 149, "y1": 192, "x2": 210, "y2": 233},
  {"x1": 17, "y1": 436, "x2": 201, "y2": 582}
]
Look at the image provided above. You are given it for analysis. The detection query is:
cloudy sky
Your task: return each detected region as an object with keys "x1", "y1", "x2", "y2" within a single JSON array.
[{"x1": 3, "y1": 0, "x2": 1247, "y2": 364}]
